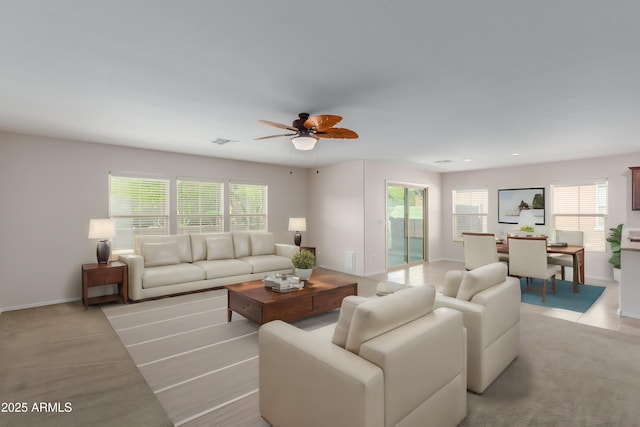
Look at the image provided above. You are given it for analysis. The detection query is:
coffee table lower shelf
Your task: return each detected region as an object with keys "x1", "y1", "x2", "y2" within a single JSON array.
[{"x1": 225, "y1": 277, "x2": 357, "y2": 325}]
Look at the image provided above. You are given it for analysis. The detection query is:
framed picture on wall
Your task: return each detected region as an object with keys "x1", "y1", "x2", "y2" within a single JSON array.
[{"x1": 498, "y1": 187, "x2": 545, "y2": 224}]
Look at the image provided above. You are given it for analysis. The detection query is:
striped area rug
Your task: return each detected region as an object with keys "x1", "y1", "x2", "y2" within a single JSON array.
[{"x1": 102, "y1": 289, "x2": 342, "y2": 426}]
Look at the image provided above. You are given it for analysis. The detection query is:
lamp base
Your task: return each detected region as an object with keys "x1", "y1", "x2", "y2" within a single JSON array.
[
  {"x1": 294, "y1": 231, "x2": 302, "y2": 247},
  {"x1": 96, "y1": 240, "x2": 111, "y2": 264}
]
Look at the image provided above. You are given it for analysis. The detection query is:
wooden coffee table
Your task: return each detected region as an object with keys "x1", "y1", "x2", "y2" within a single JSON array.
[{"x1": 224, "y1": 271, "x2": 357, "y2": 325}]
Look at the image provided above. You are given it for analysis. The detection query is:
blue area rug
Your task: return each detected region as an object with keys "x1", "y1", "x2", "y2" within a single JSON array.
[{"x1": 519, "y1": 278, "x2": 605, "y2": 313}]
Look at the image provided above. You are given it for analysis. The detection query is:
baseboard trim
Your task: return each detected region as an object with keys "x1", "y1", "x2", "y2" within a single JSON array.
[{"x1": 1, "y1": 297, "x2": 80, "y2": 312}]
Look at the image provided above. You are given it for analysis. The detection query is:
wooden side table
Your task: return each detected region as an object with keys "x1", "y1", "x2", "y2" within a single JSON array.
[
  {"x1": 300, "y1": 246, "x2": 316, "y2": 257},
  {"x1": 81, "y1": 261, "x2": 128, "y2": 309}
]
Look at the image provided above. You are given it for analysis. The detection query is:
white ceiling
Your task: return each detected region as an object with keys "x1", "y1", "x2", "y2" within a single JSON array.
[{"x1": 1, "y1": 1, "x2": 639, "y2": 172}]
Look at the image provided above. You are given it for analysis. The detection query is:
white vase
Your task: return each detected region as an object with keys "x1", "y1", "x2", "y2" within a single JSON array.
[
  {"x1": 294, "y1": 268, "x2": 313, "y2": 280},
  {"x1": 613, "y1": 267, "x2": 621, "y2": 283}
]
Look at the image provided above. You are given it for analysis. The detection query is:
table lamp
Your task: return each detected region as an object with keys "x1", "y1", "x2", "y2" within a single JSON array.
[
  {"x1": 88, "y1": 219, "x2": 116, "y2": 264},
  {"x1": 517, "y1": 209, "x2": 537, "y2": 232},
  {"x1": 288, "y1": 217, "x2": 306, "y2": 247}
]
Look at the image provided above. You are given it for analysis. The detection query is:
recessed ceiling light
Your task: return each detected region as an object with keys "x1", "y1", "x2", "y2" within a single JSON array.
[
  {"x1": 211, "y1": 138, "x2": 235, "y2": 145},
  {"x1": 464, "y1": 159, "x2": 472, "y2": 162},
  {"x1": 512, "y1": 152, "x2": 520, "y2": 156}
]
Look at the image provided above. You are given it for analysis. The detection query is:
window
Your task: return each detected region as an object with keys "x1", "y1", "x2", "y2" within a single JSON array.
[
  {"x1": 110, "y1": 174, "x2": 169, "y2": 250},
  {"x1": 229, "y1": 182, "x2": 267, "y2": 231},
  {"x1": 551, "y1": 180, "x2": 608, "y2": 252},
  {"x1": 452, "y1": 188, "x2": 488, "y2": 240},
  {"x1": 177, "y1": 178, "x2": 223, "y2": 234}
]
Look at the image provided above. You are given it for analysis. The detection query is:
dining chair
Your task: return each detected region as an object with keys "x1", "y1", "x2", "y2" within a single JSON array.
[
  {"x1": 462, "y1": 232, "x2": 499, "y2": 270},
  {"x1": 508, "y1": 236, "x2": 557, "y2": 302},
  {"x1": 548, "y1": 230, "x2": 584, "y2": 282}
]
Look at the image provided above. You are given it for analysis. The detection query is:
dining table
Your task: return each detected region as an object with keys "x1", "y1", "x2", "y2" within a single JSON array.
[{"x1": 496, "y1": 241, "x2": 585, "y2": 293}]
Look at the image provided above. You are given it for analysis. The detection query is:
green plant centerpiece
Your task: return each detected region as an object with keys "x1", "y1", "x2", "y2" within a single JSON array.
[
  {"x1": 519, "y1": 225, "x2": 535, "y2": 233},
  {"x1": 291, "y1": 250, "x2": 316, "y2": 280},
  {"x1": 606, "y1": 223, "x2": 623, "y2": 270}
]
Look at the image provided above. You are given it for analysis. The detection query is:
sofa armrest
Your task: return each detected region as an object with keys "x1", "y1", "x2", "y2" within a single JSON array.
[
  {"x1": 118, "y1": 254, "x2": 144, "y2": 301},
  {"x1": 470, "y1": 277, "x2": 521, "y2": 343},
  {"x1": 259, "y1": 320, "x2": 384, "y2": 427},
  {"x1": 275, "y1": 243, "x2": 298, "y2": 259},
  {"x1": 435, "y1": 294, "x2": 484, "y2": 365},
  {"x1": 359, "y1": 307, "x2": 466, "y2": 427},
  {"x1": 434, "y1": 295, "x2": 484, "y2": 331}
]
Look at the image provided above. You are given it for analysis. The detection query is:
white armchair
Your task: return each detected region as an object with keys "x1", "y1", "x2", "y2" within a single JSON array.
[
  {"x1": 435, "y1": 262, "x2": 520, "y2": 394},
  {"x1": 259, "y1": 286, "x2": 467, "y2": 427}
]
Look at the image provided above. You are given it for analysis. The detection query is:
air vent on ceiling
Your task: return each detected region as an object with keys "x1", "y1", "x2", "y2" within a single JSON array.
[
  {"x1": 211, "y1": 138, "x2": 234, "y2": 145},
  {"x1": 434, "y1": 159, "x2": 454, "y2": 164}
]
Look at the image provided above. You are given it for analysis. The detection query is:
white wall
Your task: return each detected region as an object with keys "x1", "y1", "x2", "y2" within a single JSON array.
[
  {"x1": 441, "y1": 152, "x2": 640, "y2": 281},
  {"x1": 363, "y1": 160, "x2": 442, "y2": 275},
  {"x1": 0, "y1": 132, "x2": 309, "y2": 310},
  {"x1": 4, "y1": 129, "x2": 640, "y2": 310},
  {"x1": 308, "y1": 159, "x2": 442, "y2": 276},
  {"x1": 308, "y1": 161, "x2": 366, "y2": 275}
]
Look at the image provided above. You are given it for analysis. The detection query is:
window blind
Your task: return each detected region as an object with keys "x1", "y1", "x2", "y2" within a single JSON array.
[
  {"x1": 177, "y1": 179, "x2": 223, "y2": 233},
  {"x1": 452, "y1": 188, "x2": 488, "y2": 240},
  {"x1": 109, "y1": 174, "x2": 169, "y2": 249},
  {"x1": 228, "y1": 182, "x2": 267, "y2": 231},
  {"x1": 551, "y1": 180, "x2": 607, "y2": 251}
]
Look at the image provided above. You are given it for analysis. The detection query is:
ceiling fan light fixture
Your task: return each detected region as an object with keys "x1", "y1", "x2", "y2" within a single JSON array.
[{"x1": 291, "y1": 135, "x2": 318, "y2": 150}]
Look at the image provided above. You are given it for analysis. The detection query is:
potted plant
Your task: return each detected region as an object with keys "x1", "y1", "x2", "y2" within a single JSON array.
[
  {"x1": 607, "y1": 223, "x2": 623, "y2": 281},
  {"x1": 291, "y1": 249, "x2": 316, "y2": 280}
]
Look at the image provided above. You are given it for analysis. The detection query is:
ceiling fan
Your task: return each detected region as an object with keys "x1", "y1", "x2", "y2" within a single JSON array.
[{"x1": 255, "y1": 113, "x2": 358, "y2": 150}]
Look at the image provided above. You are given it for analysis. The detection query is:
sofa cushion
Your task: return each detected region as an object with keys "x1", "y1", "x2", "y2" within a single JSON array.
[
  {"x1": 206, "y1": 235, "x2": 235, "y2": 260},
  {"x1": 142, "y1": 242, "x2": 181, "y2": 267},
  {"x1": 331, "y1": 296, "x2": 370, "y2": 348},
  {"x1": 239, "y1": 255, "x2": 293, "y2": 274},
  {"x1": 142, "y1": 263, "x2": 206, "y2": 288},
  {"x1": 190, "y1": 232, "x2": 230, "y2": 262},
  {"x1": 136, "y1": 234, "x2": 192, "y2": 263},
  {"x1": 456, "y1": 262, "x2": 508, "y2": 301},
  {"x1": 193, "y1": 259, "x2": 253, "y2": 279},
  {"x1": 345, "y1": 286, "x2": 436, "y2": 354},
  {"x1": 250, "y1": 233, "x2": 275, "y2": 256},
  {"x1": 232, "y1": 232, "x2": 252, "y2": 258}
]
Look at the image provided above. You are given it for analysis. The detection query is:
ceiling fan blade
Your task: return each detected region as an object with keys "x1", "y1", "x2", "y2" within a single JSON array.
[
  {"x1": 315, "y1": 128, "x2": 359, "y2": 139},
  {"x1": 304, "y1": 115, "x2": 342, "y2": 131},
  {"x1": 258, "y1": 120, "x2": 298, "y2": 132},
  {"x1": 254, "y1": 133, "x2": 296, "y2": 140}
]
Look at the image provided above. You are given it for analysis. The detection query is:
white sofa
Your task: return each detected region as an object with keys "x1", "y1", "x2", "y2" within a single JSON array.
[
  {"x1": 119, "y1": 232, "x2": 297, "y2": 301},
  {"x1": 435, "y1": 262, "x2": 520, "y2": 394},
  {"x1": 259, "y1": 286, "x2": 467, "y2": 427}
]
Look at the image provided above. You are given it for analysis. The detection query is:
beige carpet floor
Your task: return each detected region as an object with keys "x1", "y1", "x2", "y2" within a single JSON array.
[{"x1": 101, "y1": 273, "x2": 640, "y2": 426}]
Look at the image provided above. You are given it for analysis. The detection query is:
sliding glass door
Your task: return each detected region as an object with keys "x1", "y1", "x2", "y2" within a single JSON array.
[{"x1": 387, "y1": 184, "x2": 426, "y2": 268}]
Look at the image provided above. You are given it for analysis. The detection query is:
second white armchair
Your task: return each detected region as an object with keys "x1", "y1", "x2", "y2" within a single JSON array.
[{"x1": 435, "y1": 262, "x2": 521, "y2": 394}]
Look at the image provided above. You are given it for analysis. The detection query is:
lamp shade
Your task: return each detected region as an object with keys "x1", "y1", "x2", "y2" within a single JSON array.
[
  {"x1": 291, "y1": 136, "x2": 318, "y2": 151},
  {"x1": 88, "y1": 219, "x2": 116, "y2": 239},
  {"x1": 517, "y1": 210, "x2": 537, "y2": 228},
  {"x1": 88, "y1": 219, "x2": 115, "y2": 264},
  {"x1": 288, "y1": 217, "x2": 306, "y2": 232}
]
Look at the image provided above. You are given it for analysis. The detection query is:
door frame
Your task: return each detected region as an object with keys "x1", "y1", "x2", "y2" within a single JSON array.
[{"x1": 385, "y1": 181, "x2": 429, "y2": 270}]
